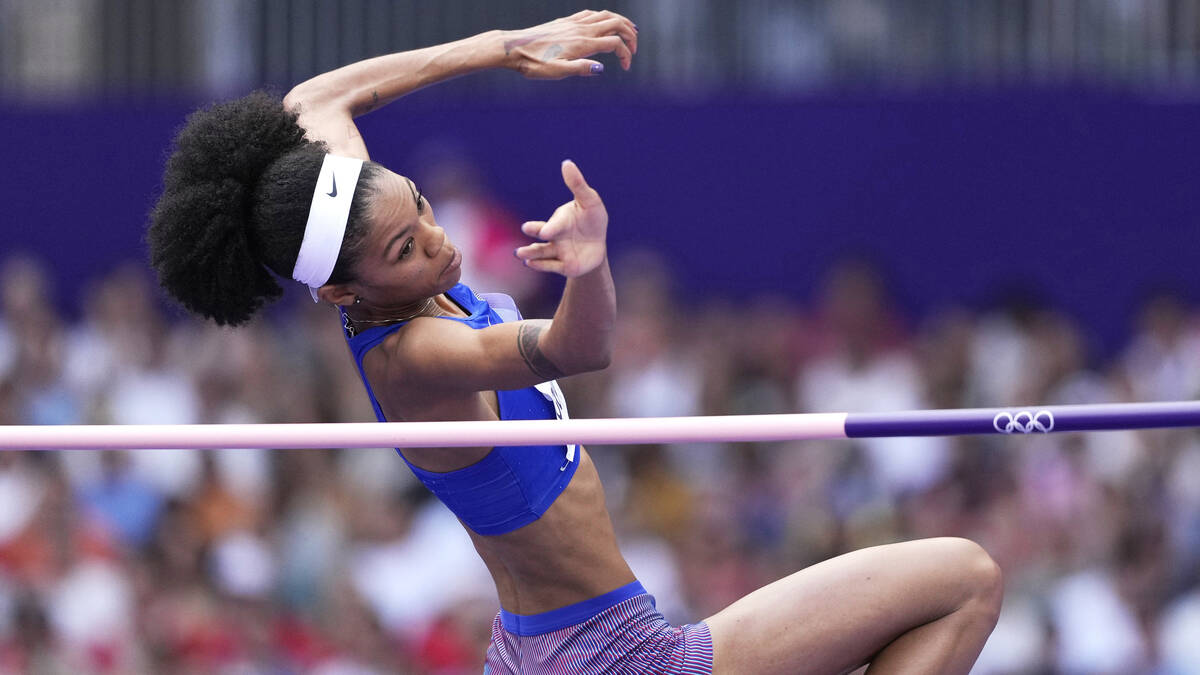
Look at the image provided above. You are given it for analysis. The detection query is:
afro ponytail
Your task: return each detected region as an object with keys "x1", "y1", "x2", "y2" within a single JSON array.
[{"x1": 149, "y1": 91, "x2": 353, "y2": 326}]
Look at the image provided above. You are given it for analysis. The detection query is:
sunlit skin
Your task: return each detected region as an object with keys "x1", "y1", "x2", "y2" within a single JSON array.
[
  {"x1": 294, "y1": 10, "x2": 1001, "y2": 673},
  {"x1": 316, "y1": 162, "x2": 637, "y2": 615}
]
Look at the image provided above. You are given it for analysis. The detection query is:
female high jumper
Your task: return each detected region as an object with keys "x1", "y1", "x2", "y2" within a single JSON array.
[{"x1": 148, "y1": 10, "x2": 1002, "y2": 674}]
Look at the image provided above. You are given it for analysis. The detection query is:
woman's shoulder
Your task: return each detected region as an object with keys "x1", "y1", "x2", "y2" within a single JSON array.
[
  {"x1": 363, "y1": 317, "x2": 493, "y2": 419},
  {"x1": 366, "y1": 310, "x2": 477, "y2": 383}
]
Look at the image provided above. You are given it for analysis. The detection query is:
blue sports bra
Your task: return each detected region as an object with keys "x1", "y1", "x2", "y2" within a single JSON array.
[{"x1": 342, "y1": 283, "x2": 579, "y2": 536}]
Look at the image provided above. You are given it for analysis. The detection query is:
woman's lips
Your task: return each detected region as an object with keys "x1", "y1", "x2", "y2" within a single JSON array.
[{"x1": 441, "y1": 247, "x2": 462, "y2": 277}]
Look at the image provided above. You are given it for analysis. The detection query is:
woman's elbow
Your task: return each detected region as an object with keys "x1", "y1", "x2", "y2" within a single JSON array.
[
  {"x1": 281, "y1": 87, "x2": 309, "y2": 113},
  {"x1": 585, "y1": 351, "x2": 612, "y2": 373},
  {"x1": 552, "y1": 347, "x2": 611, "y2": 377},
  {"x1": 572, "y1": 346, "x2": 612, "y2": 374},
  {"x1": 283, "y1": 81, "x2": 341, "y2": 115}
]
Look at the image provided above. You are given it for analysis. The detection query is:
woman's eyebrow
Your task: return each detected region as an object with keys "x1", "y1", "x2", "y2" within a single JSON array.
[{"x1": 406, "y1": 178, "x2": 420, "y2": 204}]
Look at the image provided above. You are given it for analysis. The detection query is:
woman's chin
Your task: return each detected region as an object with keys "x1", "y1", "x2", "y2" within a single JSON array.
[{"x1": 442, "y1": 267, "x2": 464, "y2": 289}]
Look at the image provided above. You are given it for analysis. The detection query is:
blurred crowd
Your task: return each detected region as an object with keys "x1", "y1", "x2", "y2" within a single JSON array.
[
  {"x1": 0, "y1": 243, "x2": 1199, "y2": 674},
  {"x1": 6, "y1": 0, "x2": 1197, "y2": 102}
]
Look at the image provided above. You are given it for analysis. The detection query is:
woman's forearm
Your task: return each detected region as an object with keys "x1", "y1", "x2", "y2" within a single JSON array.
[
  {"x1": 283, "y1": 12, "x2": 636, "y2": 156},
  {"x1": 543, "y1": 258, "x2": 617, "y2": 374},
  {"x1": 284, "y1": 31, "x2": 507, "y2": 116}
]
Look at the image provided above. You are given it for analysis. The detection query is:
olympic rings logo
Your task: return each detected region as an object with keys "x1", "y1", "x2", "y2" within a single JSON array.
[{"x1": 992, "y1": 410, "x2": 1055, "y2": 434}]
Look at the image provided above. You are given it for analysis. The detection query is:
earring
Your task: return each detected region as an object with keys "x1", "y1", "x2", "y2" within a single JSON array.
[{"x1": 354, "y1": 296, "x2": 363, "y2": 305}]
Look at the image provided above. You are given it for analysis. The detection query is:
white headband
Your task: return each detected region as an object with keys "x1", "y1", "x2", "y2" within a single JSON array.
[{"x1": 292, "y1": 154, "x2": 365, "y2": 301}]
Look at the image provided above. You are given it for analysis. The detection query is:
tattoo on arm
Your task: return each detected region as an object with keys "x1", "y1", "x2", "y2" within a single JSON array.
[
  {"x1": 504, "y1": 35, "x2": 538, "y2": 57},
  {"x1": 355, "y1": 90, "x2": 381, "y2": 116},
  {"x1": 517, "y1": 321, "x2": 565, "y2": 381}
]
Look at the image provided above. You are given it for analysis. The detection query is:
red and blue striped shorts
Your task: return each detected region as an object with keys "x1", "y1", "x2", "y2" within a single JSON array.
[{"x1": 483, "y1": 581, "x2": 714, "y2": 674}]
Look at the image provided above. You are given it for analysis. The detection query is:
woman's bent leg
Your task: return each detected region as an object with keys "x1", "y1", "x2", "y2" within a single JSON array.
[{"x1": 704, "y1": 537, "x2": 1002, "y2": 675}]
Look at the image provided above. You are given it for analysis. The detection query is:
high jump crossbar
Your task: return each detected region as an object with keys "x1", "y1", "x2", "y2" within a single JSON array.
[{"x1": 0, "y1": 401, "x2": 1197, "y2": 450}]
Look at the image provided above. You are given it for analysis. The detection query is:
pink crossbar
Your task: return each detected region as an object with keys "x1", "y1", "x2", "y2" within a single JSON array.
[{"x1": 0, "y1": 414, "x2": 850, "y2": 450}]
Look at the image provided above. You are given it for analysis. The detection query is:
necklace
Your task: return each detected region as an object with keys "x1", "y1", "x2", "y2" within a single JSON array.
[{"x1": 343, "y1": 297, "x2": 438, "y2": 337}]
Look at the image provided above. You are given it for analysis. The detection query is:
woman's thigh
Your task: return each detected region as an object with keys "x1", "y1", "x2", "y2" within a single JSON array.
[{"x1": 703, "y1": 537, "x2": 996, "y2": 675}]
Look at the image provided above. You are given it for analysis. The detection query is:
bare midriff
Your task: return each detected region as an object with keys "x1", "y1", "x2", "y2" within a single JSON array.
[
  {"x1": 369, "y1": 293, "x2": 636, "y2": 615},
  {"x1": 466, "y1": 448, "x2": 636, "y2": 614},
  {"x1": 399, "y1": 442, "x2": 636, "y2": 615}
]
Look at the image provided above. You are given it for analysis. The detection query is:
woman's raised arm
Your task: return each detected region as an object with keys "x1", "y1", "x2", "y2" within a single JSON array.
[
  {"x1": 283, "y1": 9, "x2": 637, "y2": 158},
  {"x1": 374, "y1": 159, "x2": 615, "y2": 399}
]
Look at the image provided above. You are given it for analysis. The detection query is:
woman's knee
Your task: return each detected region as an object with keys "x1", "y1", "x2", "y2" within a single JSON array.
[{"x1": 937, "y1": 537, "x2": 1004, "y2": 620}]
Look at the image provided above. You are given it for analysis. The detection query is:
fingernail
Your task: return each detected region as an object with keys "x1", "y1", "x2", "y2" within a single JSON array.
[
  {"x1": 590, "y1": 63, "x2": 604, "y2": 74},
  {"x1": 633, "y1": 23, "x2": 639, "y2": 31},
  {"x1": 513, "y1": 248, "x2": 520, "y2": 258}
]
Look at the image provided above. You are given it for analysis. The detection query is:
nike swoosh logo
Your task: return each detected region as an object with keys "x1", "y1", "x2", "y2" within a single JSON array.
[{"x1": 327, "y1": 172, "x2": 338, "y2": 198}]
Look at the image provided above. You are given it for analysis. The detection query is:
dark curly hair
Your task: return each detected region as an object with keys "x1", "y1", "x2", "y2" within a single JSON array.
[{"x1": 149, "y1": 91, "x2": 379, "y2": 326}]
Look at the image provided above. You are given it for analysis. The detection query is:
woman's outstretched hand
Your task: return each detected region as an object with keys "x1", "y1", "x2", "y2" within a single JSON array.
[
  {"x1": 516, "y1": 161, "x2": 608, "y2": 278},
  {"x1": 502, "y1": 10, "x2": 638, "y2": 79}
]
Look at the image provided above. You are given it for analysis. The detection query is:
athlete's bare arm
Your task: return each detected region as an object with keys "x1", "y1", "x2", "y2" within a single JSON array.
[
  {"x1": 281, "y1": 10, "x2": 637, "y2": 159},
  {"x1": 381, "y1": 159, "x2": 614, "y2": 398}
]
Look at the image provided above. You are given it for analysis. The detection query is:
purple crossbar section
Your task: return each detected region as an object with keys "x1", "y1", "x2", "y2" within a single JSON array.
[{"x1": 845, "y1": 401, "x2": 1200, "y2": 438}]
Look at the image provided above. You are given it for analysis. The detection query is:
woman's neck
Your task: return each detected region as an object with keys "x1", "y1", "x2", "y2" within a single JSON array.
[{"x1": 344, "y1": 295, "x2": 441, "y2": 332}]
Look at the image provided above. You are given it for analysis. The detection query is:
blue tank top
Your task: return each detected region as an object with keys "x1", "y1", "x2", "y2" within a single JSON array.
[{"x1": 342, "y1": 283, "x2": 579, "y2": 536}]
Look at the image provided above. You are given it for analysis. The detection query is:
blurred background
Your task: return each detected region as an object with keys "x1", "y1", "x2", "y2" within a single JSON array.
[{"x1": 1, "y1": 1, "x2": 1199, "y2": 673}]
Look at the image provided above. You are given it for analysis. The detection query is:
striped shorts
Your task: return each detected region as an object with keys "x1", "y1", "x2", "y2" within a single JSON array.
[{"x1": 483, "y1": 581, "x2": 713, "y2": 674}]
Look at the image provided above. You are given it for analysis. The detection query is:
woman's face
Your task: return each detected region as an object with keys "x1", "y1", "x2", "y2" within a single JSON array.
[{"x1": 350, "y1": 168, "x2": 462, "y2": 308}]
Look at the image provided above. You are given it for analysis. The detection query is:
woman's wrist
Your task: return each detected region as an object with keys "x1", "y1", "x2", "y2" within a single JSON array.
[
  {"x1": 475, "y1": 30, "x2": 516, "y2": 71},
  {"x1": 492, "y1": 29, "x2": 538, "y2": 73}
]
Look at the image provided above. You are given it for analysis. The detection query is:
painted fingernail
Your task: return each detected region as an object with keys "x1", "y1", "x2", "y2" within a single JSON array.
[
  {"x1": 633, "y1": 24, "x2": 639, "y2": 31},
  {"x1": 513, "y1": 248, "x2": 520, "y2": 258},
  {"x1": 590, "y1": 63, "x2": 604, "y2": 74}
]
